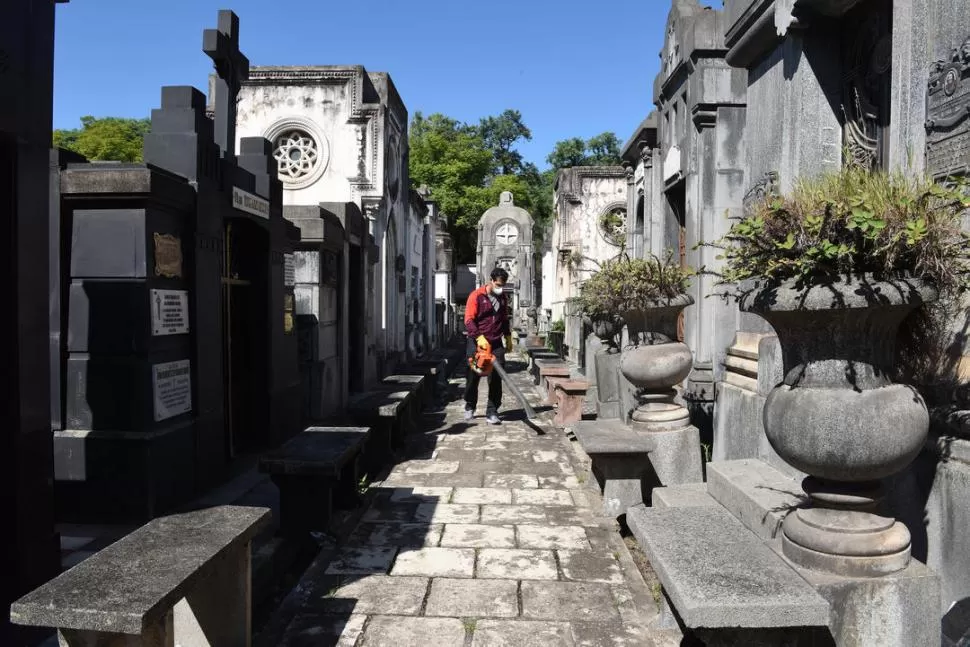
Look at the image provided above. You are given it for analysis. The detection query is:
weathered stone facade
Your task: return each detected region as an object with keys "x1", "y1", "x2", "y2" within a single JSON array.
[
  {"x1": 549, "y1": 166, "x2": 629, "y2": 364},
  {"x1": 476, "y1": 192, "x2": 535, "y2": 322},
  {"x1": 236, "y1": 66, "x2": 425, "y2": 409},
  {"x1": 651, "y1": 0, "x2": 748, "y2": 412}
]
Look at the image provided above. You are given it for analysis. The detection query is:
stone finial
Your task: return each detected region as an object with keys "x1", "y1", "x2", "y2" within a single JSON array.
[{"x1": 499, "y1": 191, "x2": 514, "y2": 206}]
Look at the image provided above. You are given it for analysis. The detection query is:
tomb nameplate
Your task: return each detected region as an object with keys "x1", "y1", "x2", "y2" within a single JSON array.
[
  {"x1": 284, "y1": 294, "x2": 295, "y2": 334},
  {"x1": 153, "y1": 233, "x2": 183, "y2": 278},
  {"x1": 150, "y1": 289, "x2": 190, "y2": 336},
  {"x1": 232, "y1": 186, "x2": 270, "y2": 219},
  {"x1": 926, "y1": 38, "x2": 970, "y2": 180},
  {"x1": 152, "y1": 359, "x2": 192, "y2": 421},
  {"x1": 284, "y1": 253, "x2": 296, "y2": 287}
]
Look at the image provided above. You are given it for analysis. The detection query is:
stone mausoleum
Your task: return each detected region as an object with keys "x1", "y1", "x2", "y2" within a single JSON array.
[
  {"x1": 235, "y1": 65, "x2": 437, "y2": 417},
  {"x1": 475, "y1": 192, "x2": 535, "y2": 323}
]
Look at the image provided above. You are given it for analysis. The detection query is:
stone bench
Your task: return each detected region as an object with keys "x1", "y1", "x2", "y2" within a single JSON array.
[
  {"x1": 382, "y1": 374, "x2": 428, "y2": 416},
  {"x1": 535, "y1": 360, "x2": 569, "y2": 388},
  {"x1": 348, "y1": 388, "x2": 412, "y2": 451},
  {"x1": 544, "y1": 374, "x2": 570, "y2": 405},
  {"x1": 573, "y1": 422, "x2": 654, "y2": 517},
  {"x1": 627, "y1": 504, "x2": 830, "y2": 645},
  {"x1": 259, "y1": 427, "x2": 369, "y2": 535},
  {"x1": 406, "y1": 356, "x2": 450, "y2": 401},
  {"x1": 527, "y1": 348, "x2": 560, "y2": 370},
  {"x1": 11, "y1": 505, "x2": 269, "y2": 646},
  {"x1": 554, "y1": 379, "x2": 589, "y2": 426}
]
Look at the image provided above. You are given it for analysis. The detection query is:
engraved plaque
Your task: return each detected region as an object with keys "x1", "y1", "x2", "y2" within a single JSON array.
[
  {"x1": 926, "y1": 37, "x2": 970, "y2": 179},
  {"x1": 153, "y1": 359, "x2": 192, "y2": 421},
  {"x1": 283, "y1": 294, "x2": 295, "y2": 335},
  {"x1": 153, "y1": 233, "x2": 183, "y2": 278}
]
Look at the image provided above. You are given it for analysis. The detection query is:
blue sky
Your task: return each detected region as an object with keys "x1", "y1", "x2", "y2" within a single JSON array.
[{"x1": 54, "y1": 0, "x2": 718, "y2": 169}]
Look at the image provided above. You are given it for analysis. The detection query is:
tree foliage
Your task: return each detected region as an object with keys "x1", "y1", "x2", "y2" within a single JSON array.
[
  {"x1": 54, "y1": 116, "x2": 151, "y2": 162},
  {"x1": 409, "y1": 111, "x2": 551, "y2": 263},
  {"x1": 479, "y1": 109, "x2": 532, "y2": 175},
  {"x1": 546, "y1": 131, "x2": 623, "y2": 170}
]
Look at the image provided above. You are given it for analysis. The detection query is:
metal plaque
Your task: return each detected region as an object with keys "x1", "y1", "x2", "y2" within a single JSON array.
[
  {"x1": 153, "y1": 233, "x2": 183, "y2": 278},
  {"x1": 927, "y1": 37, "x2": 970, "y2": 179}
]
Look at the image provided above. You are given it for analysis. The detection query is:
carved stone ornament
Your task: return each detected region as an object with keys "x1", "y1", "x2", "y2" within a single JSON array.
[
  {"x1": 742, "y1": 171, "x2": 779, "y2": 217},
  {"x1": 926, "y1": 36, "x2": 970, "y2": 180},
  {"x1": 153, "y1": 233, "x2": 183, "y2": 278},
  {"x1": 495, "y1": 222, "x2": 519, "y2": 246},
  {"x1": 599, "y1": 205, "x2": 628, "y2": 247}
]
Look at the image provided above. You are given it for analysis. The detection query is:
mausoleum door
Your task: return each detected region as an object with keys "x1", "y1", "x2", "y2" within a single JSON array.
[
  {"x1": 841, "y1": 0, "x2": 893, "y2": 170},
  {"x1": 664, "y1": 182, "x2": 687, "y2": 343},
  {"x1": 222, "y1": 218, "x2": 270, "y2": 456},
  {"x1": 348, "y1": 245, "x2": 365, "y2": 393}
]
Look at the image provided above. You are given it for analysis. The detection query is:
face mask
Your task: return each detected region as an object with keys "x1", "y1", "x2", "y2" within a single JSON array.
[{"x1": 492, "y1": 286, "x2": 504, "y2": 296}]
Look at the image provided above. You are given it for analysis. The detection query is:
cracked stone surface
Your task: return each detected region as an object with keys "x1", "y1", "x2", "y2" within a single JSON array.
[{"x1": 264, "y1": 355, "x2": 658, "y2": 647}]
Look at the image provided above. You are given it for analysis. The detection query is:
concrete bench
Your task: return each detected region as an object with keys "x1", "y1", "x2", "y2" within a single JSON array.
[
  {"x1": 573, "y1": 422, "x2": 655, "y2": 517},
  {"x1": 627, "y1": 504, "x2": 830, "y2": 645},
  {"x1": 382, "y1": 374, "x2": 428, "y2": 416},
  {"x1": 259, "y1": 427, "x2": 369, "y2": 535},
  {"x1": 554, "y1": 379, "x2": 589, "y2": 426},
  {"x1": 11, "y1": 505, "x2": 269, "y2": 646},
  {"x1": 348, "y1": 388, "x2": 411, "y2": 450},
  {"x1": 535, "y1": 360, "x2": 569, "y2": 387},
  {"x1": 527, "y1": 348, "x2": 560, "y2": 370},
  {"x1": 544, "y1": 374, "x2": 571, "y2": 405}
]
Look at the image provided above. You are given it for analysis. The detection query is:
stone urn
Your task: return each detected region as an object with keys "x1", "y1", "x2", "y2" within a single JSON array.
[
  {"x1": 583, "y1": 314, "x2": 623, "y2": 351},
  {"x1": 740, "y1": 274, "x2": 936, "y2": 577},
  {"x1": 619, "y1": 294, "x2": 694, "y2": 431}
]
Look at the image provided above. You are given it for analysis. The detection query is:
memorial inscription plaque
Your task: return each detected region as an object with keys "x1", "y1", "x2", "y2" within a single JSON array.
[
  {"x1": 153, "y1": 233, "x2": 183, "y2": 278},
  {"x1": 152, "y1": 359, "x2": 192, "y2": 421},
  {"x1": 927, "y1": 37, "x2": 970, "y2": 180},
  {"x1": 150, "y1": 289, "x2": 190, "y2": 336}
]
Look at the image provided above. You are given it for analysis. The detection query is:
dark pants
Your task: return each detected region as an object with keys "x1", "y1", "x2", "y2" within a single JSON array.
[{"x1": 464, "y1": 337, "x2": 506, "y2": 414}]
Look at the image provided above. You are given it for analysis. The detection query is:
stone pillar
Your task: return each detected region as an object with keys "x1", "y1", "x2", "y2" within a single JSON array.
[{"x1": 0, "y1": 1, "x2": 63, "y2": 642}]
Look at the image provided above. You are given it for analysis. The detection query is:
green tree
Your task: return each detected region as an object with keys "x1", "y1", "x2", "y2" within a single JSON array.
[
  {"x1": 546, "y1": 132, "x2": 623, "y2": 170},
  {"x1": 586, "y1": 132, "x2": 623, "y2": 166},
  {"x1": 478, "y1": 109, "x2": 532, "y2": 175},
  {"x1": 409, "y1": 112, "x2": 495, "y2": 262},
  {"x1": 546, "y1": 137, "x2": 588, "y2": 171},
  {"x1": 54, "y1": 116, "x2": 151, "y2": 162}
]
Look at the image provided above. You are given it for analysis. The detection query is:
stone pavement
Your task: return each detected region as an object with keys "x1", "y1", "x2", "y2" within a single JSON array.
[{"x1": 262, "y1": 354, "x2": 660, "y2": 646}]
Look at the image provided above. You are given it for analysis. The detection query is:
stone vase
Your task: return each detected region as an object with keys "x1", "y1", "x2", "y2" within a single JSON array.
[
  {"x1": 584, "y1": 315, "x2": 623, "y2": 351},
  {"x1": 619, "y1": 294, "x2": 694, "y2": 431},
  {"x1": 740, "y1": 274, "x2": 936, "y2": 577}
]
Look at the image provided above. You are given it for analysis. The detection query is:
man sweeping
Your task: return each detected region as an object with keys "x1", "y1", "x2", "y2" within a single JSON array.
[{"x1": 464, "y1": 267, "x2": 513, "y2": 424}]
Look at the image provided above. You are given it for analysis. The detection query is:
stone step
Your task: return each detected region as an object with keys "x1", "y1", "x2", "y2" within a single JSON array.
[
  {"x1": 626, "y1": 504, "x2": 829, "y2": 631},
  {"x1": 706, "y1": 459, "x2": 803, "y2": 541},
  {"x1": 651, "y1": 482, "x2": 717, "y2": 509}
]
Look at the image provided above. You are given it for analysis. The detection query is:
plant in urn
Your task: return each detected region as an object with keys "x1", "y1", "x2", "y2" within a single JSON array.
[
  {"x1": 579, "y1": 254, "x2": 694, "y2": 430},
  {"x1": 707, "y1": 168, "x2": 970, "y2": 576}
]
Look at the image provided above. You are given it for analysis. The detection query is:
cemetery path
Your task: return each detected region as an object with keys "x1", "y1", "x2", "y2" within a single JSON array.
[{"x1": 263, "y1": 353, "x2": 661, "y2": 646}]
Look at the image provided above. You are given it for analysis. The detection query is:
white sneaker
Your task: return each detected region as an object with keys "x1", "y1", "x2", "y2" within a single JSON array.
[
  {"x1": 463, "y1": 409, "x2": 474, "y2": 421},
  {"x1": 486, "y1": 413, "x2": 501, "y2": 425}
]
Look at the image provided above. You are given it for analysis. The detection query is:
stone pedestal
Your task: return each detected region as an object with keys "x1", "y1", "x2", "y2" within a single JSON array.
[{"x1": 594, "y1": 350, "x2": 622, "y2": 420}]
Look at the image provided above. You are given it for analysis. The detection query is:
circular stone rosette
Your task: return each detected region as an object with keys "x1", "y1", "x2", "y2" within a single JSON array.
[{"x1": 264, "y1": 117, "x2": 331, "y2": 190}]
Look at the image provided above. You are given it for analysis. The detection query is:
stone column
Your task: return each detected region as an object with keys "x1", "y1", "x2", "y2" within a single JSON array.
[{"x1": 0, "y1": 2, "x2": 64, "y2": 642}]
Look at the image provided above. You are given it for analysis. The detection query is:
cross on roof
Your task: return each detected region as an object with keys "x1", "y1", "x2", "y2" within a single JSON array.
[{"x1": 203, "y1": 10, "x2": 249, "y2": 160}]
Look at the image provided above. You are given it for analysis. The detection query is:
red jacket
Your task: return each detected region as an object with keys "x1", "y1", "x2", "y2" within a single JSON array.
[{"x1": 465, "y1": 285, "x2": 511, "y2": 342}]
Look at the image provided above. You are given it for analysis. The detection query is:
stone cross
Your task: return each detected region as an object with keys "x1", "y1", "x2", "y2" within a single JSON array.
[
  {"x1": 496, "y1": 223, "x2": 518, "y2": 246},
  {"x1": 203, "y1": 10, "x2": 249, "y2": 160}
]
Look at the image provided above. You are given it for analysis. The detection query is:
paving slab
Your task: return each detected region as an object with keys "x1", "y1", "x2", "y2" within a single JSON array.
[
  {"x1": 425, "y1": 578, "x2": 518, "y2": 618},
  {"x1": 484, "y1": 474, "x2": 540, "y2": 489},
  {"x1": 520, "y1": 581, "x2": 621, "y2": 623},
  {"x1": 440, "y1": 524, "x2": 516, "y2": 548},
  {"x1": 477, "y1": 549, "x2": 559, "y2": 580},
  {"x1": 312, "y1": 575, "x2": 429, "y2": 616},
  {"x1": 390, "y1": 547, "x2": 476, "y2": 578},
  {"x1": 414, "y1": 503, "x2": 480, "y2": 524},
  {"x1": 350, "y1": 523, "x2": 442, "y2": 548},
  {"x1": 324, "y1": 547, "x2": 397, "y2": 575},
  {"x1": 558, "y1": 550, "x2": 625, "y2": 584},
  {"x1": 361, "y1": 616, "x2": 466, "y2": 647},
  {"x1": 453, "y1": 487, "x2": 513, "y2": 504},
  {"x1": 472, "y1": 620, "x2": 575, "y2": 647},
  {"x1": 513, "y1": 489, "x2": 574, "y2": 506},
  {"x1": 517, "y1": 525, "x2": 590, "y2": 550}
]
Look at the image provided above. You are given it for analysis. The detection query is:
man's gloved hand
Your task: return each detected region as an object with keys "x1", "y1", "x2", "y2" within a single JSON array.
[
  {"x1": 504, "y1": 336, "x2": 513, "y2": 353},
  {"x1": 476, "y1": 335, "x2": 490, "y2": 350}
]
